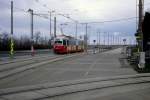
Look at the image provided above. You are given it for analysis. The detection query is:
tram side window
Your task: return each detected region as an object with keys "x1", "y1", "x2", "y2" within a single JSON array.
[
  {"x1": 67, "y1": 40, "x2": 69, "y2": 45},
  {"x1": 63, "y1": 40, "x2": 67, "y2": 46}
]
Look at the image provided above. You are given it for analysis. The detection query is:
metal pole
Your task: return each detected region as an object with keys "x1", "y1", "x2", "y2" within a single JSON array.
[
  {"x1": 97, "y1": 31, "x2": 99, "y2": 52},
  {"x1": 28, "y1": 9, "x2": 34, "y2": 56},
  {"x1": 11, "y1": 1, "x2": 13, "y2": 36},
  {"x1": 97, "y1": 32, "x2": 98, "y2": 47},
  {"x1": 75, "y1": 22, "x2": 78, "y2": 39},
  {"x1": 10, "y1": 1, "x2": 14, "y2": 57},
  {"x1": 104, "y1": 32, "x2": 106, "y2": 46},
  {"x1": 54, "y1": 16, "x2": 56, "y2": 38},
  {"x1": 138, "y1": 0, "x2": 144, "y2": 51},
  {"x1": 98, "y1": 31, "x2": 100, "y2": 52},
  {"x1": 112, "y1": 33, "x2": 114, "y2": 45},
  {"x1": 85, "y1": 23, "x2": 88, "y2": 52},
  {"x1": 108, "y1": 32, "x2": 109, "y2": 46},
  {"x1": 50, "y1": 12, "x2": 52, "y2": 38},
  {"x1": 136, "y1": 0, "x2": 138, "y2": 30}
]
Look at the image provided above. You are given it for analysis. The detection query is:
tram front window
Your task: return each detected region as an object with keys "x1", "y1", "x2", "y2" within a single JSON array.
[{"x1": 55, "y1": 41, "x2": 62, "y2": 45}]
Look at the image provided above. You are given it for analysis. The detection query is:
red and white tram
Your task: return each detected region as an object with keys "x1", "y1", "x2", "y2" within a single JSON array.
[{"x1": 53, "y1": 35, "x2": 84, "y2": 54}]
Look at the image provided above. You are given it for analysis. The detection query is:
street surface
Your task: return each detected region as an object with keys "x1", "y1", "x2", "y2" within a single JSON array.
[
  {"x1": 0, "y1": 48, "x2": 137, "y2": 89},
  {"x1": 1, "y1": 48, "x2": 150, "y2": 100},
  {"x1": 0, "y1": 49, "x2": 54, "y2": 61}
]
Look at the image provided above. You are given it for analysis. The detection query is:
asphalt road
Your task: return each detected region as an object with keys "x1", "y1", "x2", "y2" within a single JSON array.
[
  {"x1": 0, "y1": 48, "x2": 137, "y2": 89},
  {"x1": 0, "y1": 49, "x2": 54, "y2": 61}
]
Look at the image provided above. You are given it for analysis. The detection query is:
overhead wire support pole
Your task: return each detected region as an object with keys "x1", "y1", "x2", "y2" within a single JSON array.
[
  {"x1": 85, "y1": 23, "x2": 88, "y2": 52},
  {"x1": 75, "y1": 22, "x2": 78, "y2": 39},
  {"x1": 99, "y1": 31, "x2": 101, "y2": 52},
  {"x1": 42, "y1": 4, "x2": 57, "y2": 38},
  {"x1": 10, "y1": 1, "x2": 14, "y2": 58},
  {"x1": 81, "y1": 23, "x2": 88, "y2": 52},
  {"x1": 108, "y1": 32, "x2": 109, "y2": 46},
  {"x1": 138, "y1": 0, "x2": 144, "y2": 51},
  {"x1": 48, "y1": 10, "x2": 55, "y2": 39},
  {"x1": 54, "y1": 16, "x2": 57, "y2": 38},
  {"x1": 49, "y1": 12, "x2": 52, "y2": 39},
  {"x1": 28, "y1": 9, "x2": 35, "y2": 56}
]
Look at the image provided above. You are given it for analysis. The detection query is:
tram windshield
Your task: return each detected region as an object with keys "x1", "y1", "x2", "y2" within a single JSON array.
[{"x1": 55, "y1": 41, "x2": 62, "y2": 44}]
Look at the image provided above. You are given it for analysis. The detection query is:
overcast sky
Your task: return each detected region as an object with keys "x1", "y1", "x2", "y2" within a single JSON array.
[{"x1": 0, "y1": 0, "x2": 150, "y2": 44}]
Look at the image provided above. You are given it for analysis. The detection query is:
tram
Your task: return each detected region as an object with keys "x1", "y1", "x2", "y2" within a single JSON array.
[{"x1": 53, "y1": 35, "x2": 84, "y2": 54}]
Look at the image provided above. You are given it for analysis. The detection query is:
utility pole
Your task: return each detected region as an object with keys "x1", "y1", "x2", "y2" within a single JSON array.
[
  {"x1": 10, "y1": 1, "x2": 14, "y2": 57},
  {"x1": 108, "y1": 32, "x2": 109, "y2": 46},
  {"x1": 112, "y1": 34, "x2": 115, "y2": 45},
  {"x1": 82, "y1": 23, "x2": 88, "y2": 52},
  {"x1": 49, "y1": 12, "x2": 52, "y2": 38},
  {"x1": 54, "y1": 16, "x2": 57, "y2": 38},
  {"x1": 28, "y1": 9, "x2": 34, "y2": 56},
  {"x1": 110, "y1": 34, "x2": 112, "y2": 45},
  {"x1": 98, "y1": 31, "x2": 101, "y2": 52},
  {"x1": 137, "y1": 0, "x2": 144, "y2": 51},
  {"x1": 49, "y1": 10, "x2": 55, "y2": 39},
  {"x1": 97, "y1": 32, "x2": 98, "y2": 47},
  {"x1": 97, "y1": 31, "x2": 100, "y2": 52},
  {"x1": 85, "y1": 23, "x2": 88, "y2": 52},
  {"x1": 138, "y1": 0, "x2": 144, "y2": 32},
  {"x1": 104, "y1": 32, "x2": 106, "y2": 46},
  {"x1": 75, "y1": 22, "x2": 78, "y2": 39},
  {"x1": 117, "y1": 36, "x2": 119, "y2": 46}
]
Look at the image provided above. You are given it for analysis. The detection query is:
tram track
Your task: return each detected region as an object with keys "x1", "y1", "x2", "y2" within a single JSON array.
[
  {"x1": 0, "y1": 52, "x2": 85, "y2": 80},
  {"x1": 0, "y1": 49, "x2": 118, "y2": 81},
  {"x1": 0, "y1": 55, "x2": 62, "y2": 73},
  {"x1": 0, "y1": 73, "x2": 150, "y2": 99},
  {"x1": 0, "y1": 54, "x2": 56, "y2": 65}
]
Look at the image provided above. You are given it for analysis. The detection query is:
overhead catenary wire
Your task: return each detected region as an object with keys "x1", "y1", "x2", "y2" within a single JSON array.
[
  {"x1": 1, "y1": 1, "x2": 140, "y2": 25},
  {"x1": 80, "y1": 17, "x2": 137, "y2": 24},
  {"x1": 0, "y1": 0, "x2": 145, "y2": 39},
  {"x1": 34, "y1": 0, "x2": 79, "y2": 23},
  {"x1": 0, "y1": 1, "x2": 67, "y2": 24},
  {"x1": 40, "y1": 0, "x2": 147, "y2": 25}
]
